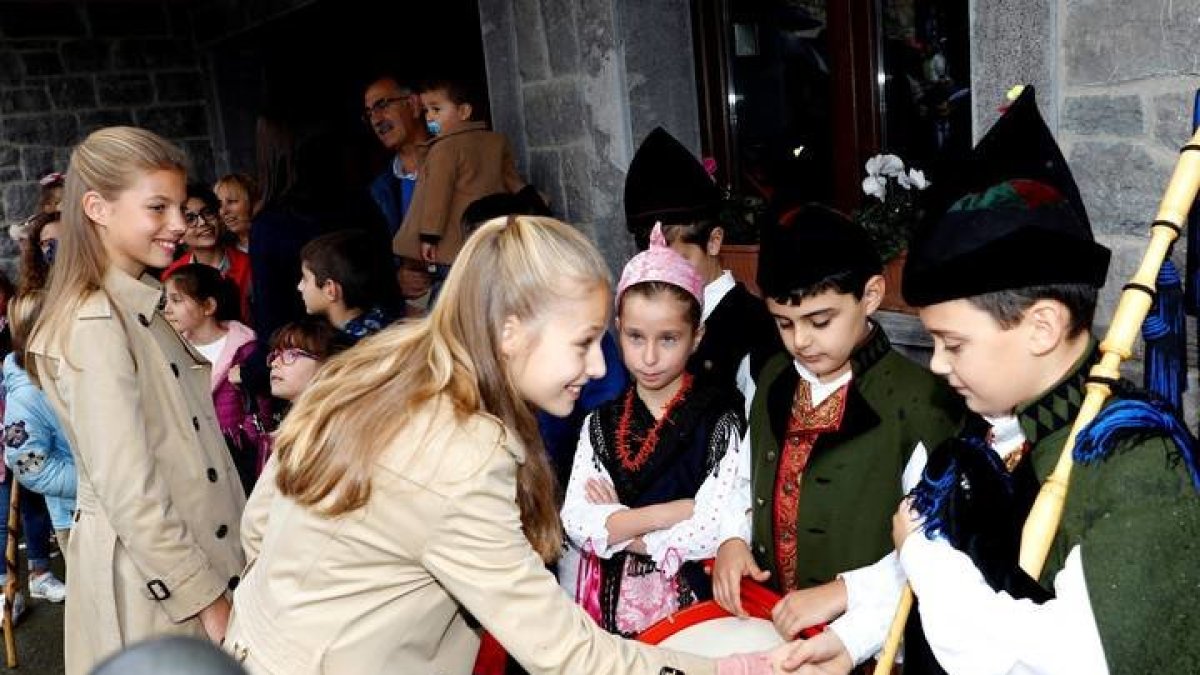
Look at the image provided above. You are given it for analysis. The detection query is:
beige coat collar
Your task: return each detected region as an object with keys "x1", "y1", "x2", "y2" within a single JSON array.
[{"x1": 99, "y1": 266, "x2": 164, "y2": 321}]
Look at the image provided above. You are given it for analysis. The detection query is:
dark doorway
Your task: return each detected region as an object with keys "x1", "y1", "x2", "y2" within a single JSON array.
[{"x1": 201, "y1": 0, "x2": 487, "y2": 183}]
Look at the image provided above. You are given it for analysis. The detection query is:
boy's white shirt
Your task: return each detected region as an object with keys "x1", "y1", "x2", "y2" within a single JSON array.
[
  {"x1": 833, "y1": 413, "x2": 1109, "y2": 674},
  {"x1": 560, "y1": 409, "x2": 746, "y2": 576}
]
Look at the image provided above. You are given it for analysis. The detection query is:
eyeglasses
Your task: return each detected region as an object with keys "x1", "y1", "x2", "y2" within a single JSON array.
[
  {"x1": 183, "y1": 208, "x2": 218, "y2": 228},
  {"x1": 39, "y1": 237, "x2": 58, "y2": 263},
  {"x1": 268, "y1": 348, "x2": 319, "y2": 366},
  {"x1": 362, "y1": 96, "x2": 408, "y2": 123}
]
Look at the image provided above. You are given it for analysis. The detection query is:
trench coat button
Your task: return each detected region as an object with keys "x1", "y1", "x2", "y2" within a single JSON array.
[
  {"x1": 170, "y1": 363, "x2": 180, "y2": 378},
  {"x1": 766, "y1": 451, "x2": 777, "y2": 461},
  {"x1": 207, "y1": 468, "x2": 218, "y2": 482},
  {"x1": 137, "y1": 313, "x2": 151, "y2": 327},
  {"x1": 215, "y1": 524, "x2": 228, "y2": 539},
  {"x1": 227, "y1": 575, "x2": 240, "y2": 591},
  {"x1": 192, "y1": 416, "x2": 201, "y2": 431}
]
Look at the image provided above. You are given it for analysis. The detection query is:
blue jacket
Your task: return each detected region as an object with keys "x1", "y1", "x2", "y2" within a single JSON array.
[{"x1": 2, "y1": 353, "x2": 76, "y2": 529}]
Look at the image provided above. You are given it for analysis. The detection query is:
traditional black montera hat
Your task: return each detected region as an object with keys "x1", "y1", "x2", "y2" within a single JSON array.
[
  {"x1": 757, "y1": 203, "x2": 882, "y2": 300},
  {"x1": 902, "y1": 86, "x2": 1111, "y2": 306},
  {"x1": 624, "y1": 127, "x2": 722, "y2": 238}
]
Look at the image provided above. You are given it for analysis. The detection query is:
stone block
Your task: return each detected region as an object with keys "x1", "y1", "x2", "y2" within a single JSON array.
[
  {"x1": 0, "y1": 3, "x2": 86, "y2": 38},
  {"x1": 2, "y1": 183, "x2": 39, "y2": 225},
  {"x1": 21, "y1": 51, "x2": 63, "y2": 77},
  {"x1": 512, "y1": 0, "x2": 551, "y2": 81},
  {"x1": 112, "y1": 38, "x2": 196, "y2": 71},
  {"x1": 540, "y1": 0, "x2": 580, "y2": 76},
  {"x1": 62, "y1": 40, "x2": 113, "y2": 72},
  {"x1": 88, "y1": 2, "x2": 169, "y2": 37},
  {"x1": 575, "y1": 0, "x2": 618, "y2": 78},
  {"x1": 560, "y1": 143, "x2": 593, "y2": 225},
  {"x1": 478, "y1": 0, "x2": 529, "y2": 169},
  {"x1": 135, "y1": 105, "x2": 210, "y2": 139},
  {"x1": 528, "y1": 149, "x2": 565, "y2": 217},
  {"x1": 0, "y1": 52, "x2": 21, "y2": 83},
  {"x1": 1, "y1": 88, "x2": 51, "y2": 115},
  {"x1": 20, "y1": 146, "x2": 57, "y2": 180},
  {"x1": 971, "y1": 0, "x2": 1055, "y2": 138},
  {"x1": 1153, "y1": 90, "x2": 1196, "y2": 152},
  {"x1": 1069, "y1": 140, "x2": 1172, "y2": 235},
  {"x1": 78, "y1": 109, "x2": 136, "y2": 135},
  {"x1": 97, "y1": 74, "x2": 154, "y2": 107},
  {"x1": 183, "y1": 140, "x2": 217, "y2": 183},
  {"x1": 1, "y1": 115, "x2": 78, "y2": 147},
  {"x1": 521, "y1": 80, "x2": 586, "y2": 145},
  {"x1": 47, "y1": 76, "x2": 97, "y2": 109},
  {"x1": 155, "y1": 71, "x2": 206, "y2": 103},
  {"x1": 0, "y1": 146, "x2": 17, "y2": 169},
  {"x1": 619, "y1": 0, "x2": 701, "y2": 152},
  {"x1": 1061, "y1": 94, "x2": 1142, "y2": 136},
  {"x1": 0, "y1": 166, "x2": 20, "y2": 184},
  {"x1": 1065, "y1": 0, "x2": 1200, "y2": 85}
]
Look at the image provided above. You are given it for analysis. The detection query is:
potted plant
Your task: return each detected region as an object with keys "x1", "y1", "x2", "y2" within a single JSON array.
[{"x1": 853, "y1": 153, "x2": 930, "y2": 313}]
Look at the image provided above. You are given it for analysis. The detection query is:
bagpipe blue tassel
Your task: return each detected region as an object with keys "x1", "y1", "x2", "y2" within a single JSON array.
[
  {"x1": 908, "y1": 436, "x2": 1003, "y2": 542},
  {"x1": 1074, "y1": 397, "x2": 1200, "y2": 492},
  {"x1": 1142, "y1": 259, "x2": 1187, "y2": 411}
]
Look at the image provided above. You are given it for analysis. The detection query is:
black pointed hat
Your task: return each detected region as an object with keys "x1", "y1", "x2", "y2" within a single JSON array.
[
  {"x1": 902, "y1": 86, "x2": 1111, "y2": 306},
  {"x1": 624, "y1": 127, "x2": 722, "y2": 238},
  {"x1": 757, "y1": 203, "x2": 882, "y2": 299}
]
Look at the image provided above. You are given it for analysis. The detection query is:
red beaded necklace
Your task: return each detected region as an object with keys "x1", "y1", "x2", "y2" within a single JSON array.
[{"x1": 615, "y1": 373, "x2": 693, "y2": 472}]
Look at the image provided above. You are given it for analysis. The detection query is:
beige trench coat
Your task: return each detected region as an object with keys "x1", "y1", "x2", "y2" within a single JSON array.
[
  {"x1": 225, "y1": 396, "x2": 713, "y2": 675},
  {"x1": 30, "y1": 269, "x2": 247, "y2": 675}
]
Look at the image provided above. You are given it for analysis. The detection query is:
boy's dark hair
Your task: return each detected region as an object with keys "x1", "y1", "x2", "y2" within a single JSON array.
[
  {"x1": 769, "y1": 268, "x2": 876, "y2": 306},
  {"x1": 269, "y1": 318, "x2": 337, "y2": 360},
  {"x1": 419, "y1": 78, "x2": 478, "y2": 110},
  {"x1": 659, "y1": 218, "x2": 723, "y2": 250},
  {"x1": 967, "y1": 283, "x2": 1098, "y2": 337},
  {"x1": 164, "y1": 263, "x2": 240, "y2": 323},
  {"x1": 300, "y1": 230, "x2": 382, "y2": 312},
  {"x1": 461, "y1": 187, "x2": 552, "y2": 234},
  {"x1": 618, "y1": 281, "x2": 702, "y2": 331}
]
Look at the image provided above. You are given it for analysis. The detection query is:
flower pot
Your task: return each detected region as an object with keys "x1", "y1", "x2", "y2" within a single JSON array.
[
  {"x1": 880, "y1": 250, "x2": 917, "y2": 314},
  {"x1": 719, "y1": 244, "x2": 761, "y2": 297}
]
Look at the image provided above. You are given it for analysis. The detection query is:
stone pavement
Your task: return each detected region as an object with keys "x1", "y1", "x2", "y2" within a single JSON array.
[{"x1": 6, "y1": 552, "x2": 66, "y2": 675}]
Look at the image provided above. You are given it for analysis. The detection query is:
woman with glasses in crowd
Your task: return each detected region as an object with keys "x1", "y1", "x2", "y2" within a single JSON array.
[{"x1": 163, "y1": 184, "x2": 253, "y2": 324}]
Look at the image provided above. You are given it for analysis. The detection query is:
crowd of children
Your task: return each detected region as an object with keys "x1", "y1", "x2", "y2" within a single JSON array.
[{"x1": 0, "y1": 77, "x2": 1195, "y2": 675}]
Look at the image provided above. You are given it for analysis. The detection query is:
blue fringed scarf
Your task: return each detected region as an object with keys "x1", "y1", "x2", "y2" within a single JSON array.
[{"x1": 1074, "y1": 395, "x2": 1200, "y2": 491}]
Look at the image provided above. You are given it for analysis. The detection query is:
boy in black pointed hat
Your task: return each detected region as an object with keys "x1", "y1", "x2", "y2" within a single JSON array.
[
  {"x1": 780, "y1": 87, "x2": 1200, "y2": 675},
  {"x1": 624, "y1": 127, "x2": 782, "y2": 397},
  {"x1": 709, "y1": 202, "x2": 963, "y2": 663}
]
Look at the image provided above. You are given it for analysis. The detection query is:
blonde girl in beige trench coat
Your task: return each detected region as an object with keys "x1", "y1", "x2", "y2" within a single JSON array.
[
  {"x1": 224, "y1": 217, "x2": 787, "y2": 675},
  {"x1": 28, "y1": 127, "x2": 246, "y2": 675}
]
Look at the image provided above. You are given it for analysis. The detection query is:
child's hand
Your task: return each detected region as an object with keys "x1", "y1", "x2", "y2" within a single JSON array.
[
  {"x1": 778, "y1": 630, "x2": 854, "y2": 674},
  {"x1": 771, "y1": 579, "x2": 846, "y2": 639},
  {"x1": 712, "y1": 538, "x2": 771, "y2": 617},
  {"x1": 584, "y1": 477, "x2": 620, "y2": 505},
  {"x1": 891, "y1": 497, "x2": 922, "y2": 551},
  {"x1": 228, "y1": 365, "x2": 242, "y2": 385},
  {"x1": 420, "y1": 242, "x2": 438, "y2": 263}
]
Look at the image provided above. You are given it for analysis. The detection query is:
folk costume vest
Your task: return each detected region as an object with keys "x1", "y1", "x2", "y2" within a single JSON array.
[{"x1": 748, "y1": 325, "x2": 962, "y2": 591}]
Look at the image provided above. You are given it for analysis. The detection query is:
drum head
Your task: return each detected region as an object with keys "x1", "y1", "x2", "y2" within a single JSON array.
[{"x1": 637, "y1": 581, "x2": 784, "y2": 657}]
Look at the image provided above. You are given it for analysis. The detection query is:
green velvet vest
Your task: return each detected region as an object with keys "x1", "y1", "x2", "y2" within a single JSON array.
[
  {"x1": 748, "y1": 326, "x2": 963, "y2": 590},
  {"x1": 1013, "y1": 346, "x2": 1200, "y2": 673}
]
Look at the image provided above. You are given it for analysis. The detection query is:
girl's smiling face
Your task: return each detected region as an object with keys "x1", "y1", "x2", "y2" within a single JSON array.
[{"x1": 87, "y1": 168, "x2": 187, "y2": 277}]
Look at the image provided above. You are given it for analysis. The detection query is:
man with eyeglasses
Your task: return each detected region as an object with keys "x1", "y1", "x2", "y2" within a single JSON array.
[
  {"x1": 362, "y1": 73, "x2": 434, "y2": 310},
  {"x1": 362, "y1": 75, "x2": 428, "y2": 254}
]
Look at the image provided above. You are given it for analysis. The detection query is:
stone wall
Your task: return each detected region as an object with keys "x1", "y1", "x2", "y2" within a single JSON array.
[
  {"x1": 477, "y1": 0, "x2": 701, "y2": 272},
  {"x1": 968, "y1": 0, "x2": 1200, "y2": 421},
  {"x1": 0, "y1": 0, "x2": 214, "y2": 238}
]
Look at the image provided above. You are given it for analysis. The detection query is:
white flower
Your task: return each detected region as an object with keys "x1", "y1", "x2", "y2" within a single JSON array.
[
  {"x1": 862, "y1": 175, "x2": 887, "y2": 201},
  {"x1": 907, "y1": 168, "x2": 930, "y2": 190},
  {"x1": 865, "y1": 154, "x2": 905, "y2": 178}
]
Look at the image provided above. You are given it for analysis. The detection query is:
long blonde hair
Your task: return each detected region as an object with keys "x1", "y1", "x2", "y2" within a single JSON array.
[
  {"x1": 28, "y1": 127, "x2": 187, "y2": 384},
  {"x1": 274, "y1": 216, "x2": 611, "y2": 561}
]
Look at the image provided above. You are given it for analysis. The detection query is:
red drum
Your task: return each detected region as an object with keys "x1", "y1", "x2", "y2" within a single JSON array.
[{"x1": 638, "y1": 581, "x2": 816, "y2": 657}]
